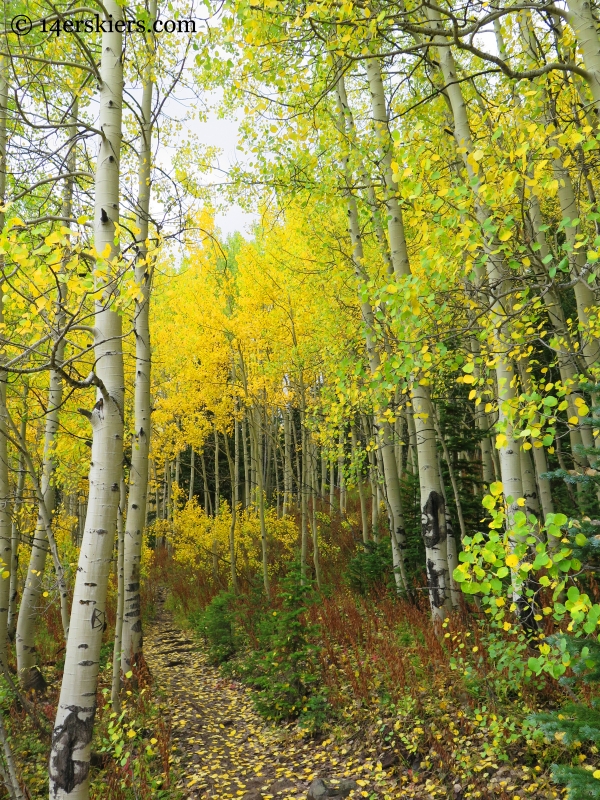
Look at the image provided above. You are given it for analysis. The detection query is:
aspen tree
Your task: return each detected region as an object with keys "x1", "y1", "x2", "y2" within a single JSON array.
[
  {"x1": 426, "y1": 9, "x2": 525, "y2": 525},
  {"x1": 336, "y1": 73, "x2": 408, "y2": 592},
  {"x1": 16, "y1": 97, "x2": 78, "y2": 688},
  {"x1": 49, "y1": 2, "x2": 125, "y2": 794},
  {"x1": 0, "y1": 55, "x2": 11, "y2": 670},
  {"x1": 121, "y1": 34, "x2": 156, "y2": 662}
]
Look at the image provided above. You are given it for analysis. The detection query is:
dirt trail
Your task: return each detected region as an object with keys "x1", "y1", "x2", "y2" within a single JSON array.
[{"x1": 145, "y1": 595, "x2": 404, "y2": 800}]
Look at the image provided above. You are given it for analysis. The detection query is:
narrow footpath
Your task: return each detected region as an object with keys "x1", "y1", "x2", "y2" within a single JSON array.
[{"x1": 144, "y1": 595, "x2": 406, "y2": 800}]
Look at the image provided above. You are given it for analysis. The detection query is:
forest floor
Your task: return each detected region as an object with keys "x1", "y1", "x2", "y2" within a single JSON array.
[
  {"x1": 146, "y1": 593, "x2": 413, "y2": 800},
  {"x1": 145, "y1": 592, "x2": 560, "y2": 800}
]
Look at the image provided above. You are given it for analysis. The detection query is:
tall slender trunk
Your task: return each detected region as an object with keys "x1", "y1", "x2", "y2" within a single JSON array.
[
  {"x1": 300, "y1": 409, "x2": 309, "y2": 579},
  {"x1": 428, "y1": 11, "x2": 525, "y2": 526},
  {"x1": 17, "y1": 98, "x2": 77, "y2": 686},
  {"x1": 309, "y1": 438, "x2": 321, "y2": 588},
  {"x1": 111, "y1": 477, "x2": 126, "y2": 711},
  {"x1": 242, "y1": 414, "x2": 250, "y2": 508},
  {"x1": 411, "y1": 383, "x2": 451, "y2": 620},
  {"x1": 565, "y1": 0, "x2": 600, "y2": 109},
  {"x1": 201, "y1": 451, "x2": 211, "y2": 515},
  {"x1": 223, "y1": 430, "x2": 238, "y2": 593},
  {"x1": 50, "y1": 4, "x2": 125, "y2": 795},
  {"x1": 352, "y1": 426, "x2": 370, "y2": 545},
  {"x1": 0, "y1": 55, "x2": 9, "y2": 670},
  {"x1": 283, "y1": 409, "x2": 292, "y2": 515},
  {"x1": 336, "y1": 74, "x2": 408, "y2": 592},
  {"x1": 8, "y1": 392, "x2": 27, "y2": 641},
  {"x1": 249, "y1": 408, "x2": 269, "y2": 598},
  {"x1": 189, "y1": 447, "x2": 195, "y2": 503},
  {"x1": 214, "y1": 428, "x2": 220, "y2": 516},
  {"x1": 337, "y1": 429, "x2": 346, "y2": 516}
]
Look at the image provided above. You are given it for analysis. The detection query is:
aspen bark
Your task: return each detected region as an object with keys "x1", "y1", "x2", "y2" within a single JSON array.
[
  {"x1": 352, "y1": 426, "x2": 370, "y2": 545},
  {"x1": 111, "y1": 478, "x2": 126, "y2": 712},
  {"x1": 7, "y1": 398, "x2": 26, "y2": 641},
  {"x1": 283, "y1": 409, "x2": 292, "y2": 515},
  {"x1": 49, "y1": 3, "x2": 125, "y2": 794},
  {"x1": 249, "y1": 407, "x2": 270, "y2": 598},
  {"x1": 0, "y1": 55, "x2": 9, "y2": 669},
  {"x1": 565, "y1": 0, "x2": 600, "y2": 110},
  {"x1": 336, "y1": 74, "x2": 408, "y2": 592},
  {"x1": 412, "y1": 383, "x2": 451, "y2": 619},
  {"x1": 189, "y1": 447, "x2": 195, "y2": 503},
  {"x1": 429, "y1": 12, "x2": 525, "y2": 525}
]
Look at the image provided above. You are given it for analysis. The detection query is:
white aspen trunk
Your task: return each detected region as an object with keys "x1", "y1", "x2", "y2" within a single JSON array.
[
  {"x1": 214, "y1": 428, "x2": 220, "y2": 515},
  {"x1": 435, "y1": 448, "x2": 461, "y2": 607},
  {"x1": 49, "y1": 2, "x2": 124, "y2": 794},
  {"x1": 352, "y1": 426, "x2": 370, "y2": 545},
  {"x1": 16, "y1": 342, "x2": 66, "y2": 688},
  {"x1": 520, "y1": 449, "x2": 541, "y2": 519},
  {"x1": 300, "y1": 410, "x2": 309, "y2": 579},
  {"x1": 111, "y1": 478, "x2": 126, "y2": 711},
  {"x1": 517, "y1": 364, "x2": 555, "y2": 521},
  {"x1": 429, "y1": 11, "x2": 524, "y2": 525},
  {"x1": 223, "y1": 430, "x2": 238, "y2": 593},
  {"x1": 431, "y1": 405, "x2": 467, "y2": 541},
  {"x1": 565, "y1": 0, "x2": 600, "y2": 109},
  {"x1": 411, "y1": 383, "x2": 451, "y2": 620},
  {"x1": 249, "y1": 408, "x2": 270, "y2": 598},
  {"x1": 201, "y1": 451, "x2": 211, "y2": 515},
  {"x1": 364, "y1": 58, "x2": 411, "y2": 276},
  {"x1": 329, "y1": 458, "x2": 335, "y2": 514},
  {"x1": 338, "y1": 429, "x2": 346, "y2": 516},
  {"x1": 16, "y1": 94, "x2": 77, "y2": 681},
  {"x1": 320, "y1": 447, "x2": 327, "y2": 499},
  {"x1": 282, "y1": 409, "x2": 290, "y2": 515},
  {"x1": 8, "y1": 398, "x2": 26, "y2": 641},
  {"x1": 189, "y1": 447, "x2": 195, "y2": 503},
  {"x1": 0, "y1": 56, "x2": 11, "y2": 670},
  {"x1": 310, "y1": 439, "x2": 322, "y2": 589},
  {"x1": 242, "y1": 415, "x2": 250, "y2": 508},
  {"x1": 336, "y1": 75, "x2": 408, "y2": 591}
]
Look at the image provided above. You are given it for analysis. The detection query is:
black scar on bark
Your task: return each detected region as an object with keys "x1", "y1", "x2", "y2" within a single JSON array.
[
  {"x1": 422, "y1": 490, "x2": 445, "y2": 549},
  {"x1": 426, "y1": 558, "x2": 445, "y2": 609},
  {"x1": 49, "y1": 704, "x2": 95, "y2": 794},
  {"x1": 131, "y1": 619, "x2": 142, "y2": 632}
]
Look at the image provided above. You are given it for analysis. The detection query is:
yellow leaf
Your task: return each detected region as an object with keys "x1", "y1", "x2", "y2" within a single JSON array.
[
  {"x1": 1, "y1": 571, "x2": 8, "y2": 579},
  {"x1": 495, "y1": 433, "x2": 507, "y2": 448},
  {"x1": 468, "y1": 390, "x2": 477, "y2": 400},
  {"x1": 42, "y1": 591, "x2": 48, "y2": 597},
  {"x1": 498, "y1": 228, "x2": 513, "y2": 241},
  {"x1": 127, "y1": 729, "x2": 136, "y2": 738},
  {"x1": 505, "y1": 554, "x2": 518, "y2": 569},
  {"x1": 569, "y1": 416, "x2": 579, "y2": 425},
  {"x1": 463, "y1": 374, "x2": 475, "y2": 384},
  {"x1": 578, "y1": 404, "x2": 589, "y2": 416},
  {"x1": 503, "y1": 621, "x2": 512, "y2": 631}
]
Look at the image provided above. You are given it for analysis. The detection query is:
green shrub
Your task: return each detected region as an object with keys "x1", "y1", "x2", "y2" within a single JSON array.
[
  {"x1": 345, "y1": 539, "x2": 393, "y2": 595},
  {"x1": 192, "y1": 590, "x2": 238, "y2": 664},
  {"x1": 242, "y1": 561, "x2": 330, "y2": 732}
]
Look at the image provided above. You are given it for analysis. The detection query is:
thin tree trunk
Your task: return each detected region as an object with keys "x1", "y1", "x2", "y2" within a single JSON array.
[
  {"x1": 214, "y1": 428, "x2": 220, "y2": 516},
  {"x1": 189, "y1": 447, "x2": 195, "y2": 503},
  {"x1": 223, "y1": 431, "x2": 238, "y2": 594},
  {"x1": 283, "y1": 409, "x2": 292, "y2": 515},
  {"x1": 120, "y1": 4, "x2": 155, "y2": 670},
  {"x1": 249, "y1": 408, "x2": 270, "y2": 598},
  {"x1": 352, "y1": 426, "x2": 370, "y2": 545},
  {"x1": 7, "y1": 394, "x2": 26, "y2": 641},
  {"x1": 49, "y1": 4, "x2": 125, "y2": 794},
  {"x1": 111, "y1": 477, "x2": 126, "y2": 711}
]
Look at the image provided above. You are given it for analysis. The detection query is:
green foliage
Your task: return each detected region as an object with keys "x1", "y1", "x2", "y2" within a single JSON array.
[
  {"x1": 240, "y1": 561, "x2": 330, "y2": 732},
  {"x1": 345, "y1": 539, "x2": 393, "y2": 595},
  {"x1": 192, "y1": 590, "x2": 238, "y2": 664}
]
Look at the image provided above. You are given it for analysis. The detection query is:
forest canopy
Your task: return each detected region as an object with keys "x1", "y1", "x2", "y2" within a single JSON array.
[{"x1": 2, "y1": 0, "x2": 600, "y2": 798}]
